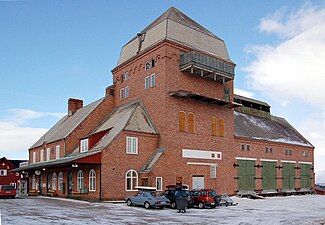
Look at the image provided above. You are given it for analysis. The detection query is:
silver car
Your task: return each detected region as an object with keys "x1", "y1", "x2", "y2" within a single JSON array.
[{"x1": 126, "y1": 191, "x2": 170, "y2": 209}]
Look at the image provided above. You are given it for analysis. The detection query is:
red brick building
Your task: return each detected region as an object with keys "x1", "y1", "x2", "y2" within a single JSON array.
[{"x1": 16, "y1": 7, "x2": 314, "y2": 200}]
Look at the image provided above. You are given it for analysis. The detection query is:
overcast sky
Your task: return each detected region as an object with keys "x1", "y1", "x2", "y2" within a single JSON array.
[{"x1": 1, "y1": 0, "x2": 325, "y2": 173}]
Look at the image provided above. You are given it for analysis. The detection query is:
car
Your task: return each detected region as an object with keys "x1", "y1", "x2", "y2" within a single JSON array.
[
  {"x1": 162, "y1": 185, "x2": 193, "y2": 209},
  {"x1": 0, "y1": 185, "x2": 16, "y2": 199},
  {"x1": 190, "y1": 189, "x2": 220, "y2": 208},
  {"x1": 125, "y1": 187, "x2": 170, "y2": 209}
]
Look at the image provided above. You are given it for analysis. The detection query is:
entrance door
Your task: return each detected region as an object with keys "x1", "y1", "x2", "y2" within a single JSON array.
[
  {"x1": 67, "y1": 172, "x2": 73, "y2": 196},
  {"x1": 192, "y1": 176, "x2": 204, "y2": 189},
  {"x1": 47, "y1": 174, "x2": 51, "y2": 192},
  {"x1": 282, "y1": 163, "x2": 295, "y2": 191},
  {"x1": 39, "y1": 174, "x2": 42, "y2": 194},
  {"x1": 262, "y1": 161, "x2": 276, "y2": 192},
  {"x1": 238, "y1": 160, "x2": 255, "y2": 193},
  {"x1": 300, "y1": 164, "x2": 311, "y2": 190}
]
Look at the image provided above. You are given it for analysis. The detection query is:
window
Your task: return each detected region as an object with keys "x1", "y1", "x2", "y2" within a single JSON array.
[
  {"x1": 224, "y1": 88, "x2": 230, "y2": 102},
  {"x1": 150, "y1": 73, "x2": 156, "y2": 87},
  {"x1": 89, "y1": 170, "x2": 96, "y2": 191},
  {"x1": 52, "y1": 173, "x2": 57, "y2": 190},
  {"x1": 120, "y1": 88, "x2": 124, "y2": 100},
  {"x1": 126, "y1": 170, "x2": 138, "y2": 191},
  {"x1": 156, "y1": 177, "x2": 162, "y2": 191},
  {"x1": 211, "y1": 165, "x2": 217, "y2": 178},
  {"x1": 40, "y1": 149, "x2": 44, "y2": 162},
  {"x1": 145, "y1": 61, "x2": 150, "y2": 71},
  {"x1": 0, "y1": 170, "x2": 7, "y2": 176},
  {"x1": 289, "y1": 150, "x2": 292, "y2": 155},
  {"x1": 58, "y1": 172, "x2": 63, "y2": 191},
  {"x1": 46, "y1": 148, "x2": 50, "y2": 161},
  {"x1": 80, "y1": 139, "x2": 89, "y2": 153},
  {"x1": 126, "y1": 137, "x2": 138, "y2": 154},
  {"x1": 145, "y1": 76, "x2": 150, "y2": 89},
  {"x1": 32, "y1": 174, "x2": 36, "y2": 189},
  {"x1": 125, "y1": 72, "x2": 129, "y2": 81},
  {"x1": 241, "y1": 144, "x2": 245, "y2": 151},
  {"x1": 188, "y1": 112, "x2": 195, "y2": 133},
  {"x1": 125, "y1": 86, "x2": 129, "y2": 98},
  {"x1": 32, "y1": 152, "x2": 36, "y2": 163},
  {"x1": 10, "y1": 182, "x2": 16, "y2": 189},
  {"x1": 56, "y1": 145, "x2": 60, "y2": 159},
  {"x1": 151, "y1": 59, "x2": 155, "y2": 68},
  {"x1": 211, "y1": 117, "x2": 217, "y2": 136},
  {"x1": 265, "y1": 147, "x2": 268, "y2": 153},
  {"x1": 246, "y1": 144, "x2": 250, "y2": 151},
  {"x1": 302, "y1": 150, "x2": 308, "y2": 157},
  {"x1": 179, "y1": 111, "x2": 186, "y2": 132},
  {"x1": 77, "y1": 170, "x2": 84, "y2": 192},
  {"x1": 270, "y1": 147, "x2": 273, "y2": 153},
  {"x1": 219, "y1": 118, "x2": 225, "y2": 137}
]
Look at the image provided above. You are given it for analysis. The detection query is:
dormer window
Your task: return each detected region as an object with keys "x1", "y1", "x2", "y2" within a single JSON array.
[
  {"x1": 80, "y1": 139, "x2": 89, "y2": 153},
  {"x1": 145, "y1": 61, "x2": 150, "y2": 71}
]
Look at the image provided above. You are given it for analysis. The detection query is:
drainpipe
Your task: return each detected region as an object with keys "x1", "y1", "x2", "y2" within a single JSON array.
[{"x1": 99, "y1": 163, "x2": 102, "y2": 201}]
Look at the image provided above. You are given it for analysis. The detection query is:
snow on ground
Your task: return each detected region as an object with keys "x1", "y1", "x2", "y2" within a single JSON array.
[{"x1": 1, "y1": 195, "x2": 325, "y2": 225}]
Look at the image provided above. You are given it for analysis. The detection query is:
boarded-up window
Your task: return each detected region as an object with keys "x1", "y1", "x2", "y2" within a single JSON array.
[
  {"x1": 219, "y1": 118, "x2": 225, "y2": 137},
  {"x1": 211, "y1": 117, "x2": 217, "y2": 136},
  {"x1": 179, "y1": 111, "x2": 186, "y2": 132},
  {"x1": 188, "y1": 112, "x2": 195, "y2": 133}
]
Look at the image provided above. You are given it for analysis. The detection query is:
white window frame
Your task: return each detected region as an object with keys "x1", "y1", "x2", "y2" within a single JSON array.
[
  {"x1": 46, "y1": 148, "x2": 50, "y2": 161},
  {"x1": 56, "y1": 145, "x2": 60, "y2": 159},
  {"x1": 145, "y1": 76, "x2": 150, "y2": 89},
  {"x1": 58, "y1": 172, "x2": 63, "y2": 191},
  {"x1": 126, "y1": 137, "x2": 138, "y2": 154},
  {"x1": 125, "y1": 72, "x2": 129, "y2": 81},
  {"x1": 150, "y1": 73, "x2": 156, "y2": 87},
  {"x1": 120, "y1": 88, "x2": 124, "y2": 100},
  {"x1": 156, "y1": 177, "x2": 163, "y2": 191},
  {"x1": 145, "y1": 61, "x2": 150, "y2": 71},
  {"x1": 77, "y1": 170, "x2": 84, "y2": 192},
  {"x1": 0, "y1": 169, "x2": 7, "y2": 176},
  {"x1": 125, "y1": 169, "x2": 138, "y2": 191},
  {"x1": 80, "y1": 139, "x2": 89, "y2": 153},
  {"x1": 40, "y1": 149, "x2": 44, "y2": 162},
  {"x1": 52, "y1": 173, "x2": 57, "y2": 190},
  {"x1": 125, "y1": 86, "x2": 129, "y2": 98},
  {"x1": 210, "y1": 165, "x2": 217, "y2": 178},
  {"x1": 32, "y1": 152, "x2": 36, "y2": 163},
  {"x1": 89, "y1": 169, "x2": 96, "y2": 192}
]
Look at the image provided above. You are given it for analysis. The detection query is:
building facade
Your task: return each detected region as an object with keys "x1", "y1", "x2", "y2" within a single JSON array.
[{"x1": 16, "y1": 7, "x2": 314, "y2": 201}]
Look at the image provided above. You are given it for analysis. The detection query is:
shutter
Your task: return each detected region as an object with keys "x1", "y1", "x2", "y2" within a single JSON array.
[
  {"x1": 300, "y1": 164, "x2": 311, "y2": 189},
  {"x1": 262, "y1": 161, "x2": 276, "y2": 191},
  {"x1": 188, "y1": 113, "x2": 195, "y2": 133},
  {"x1": 179, "y1": 112, "x2": 186, "y2": 132},
  {"x1": 211, "y1": 117, "x2": 217, "y2": 136},
  {"x1": 219, "y1": 118, "x2": 225, "y2": 137}
]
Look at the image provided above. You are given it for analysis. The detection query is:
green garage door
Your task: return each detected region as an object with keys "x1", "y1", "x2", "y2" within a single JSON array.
[
  {"x1": 262, "y1": 161, "x2": 276, "y2": 192},
  {"x1": 300, "y1": 164, "x2": 311, "y2": 190},
  {"x1": 282, "y1": 162, "x2": 295, "y2": 191},
  {"x1": 238, "y1": 160, "x2": 255, "y2": 193}
]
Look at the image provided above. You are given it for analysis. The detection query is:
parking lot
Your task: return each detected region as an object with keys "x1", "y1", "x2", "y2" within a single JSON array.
[{"x1": 1, "y1": 195, "x2": 325, "y2": 225}]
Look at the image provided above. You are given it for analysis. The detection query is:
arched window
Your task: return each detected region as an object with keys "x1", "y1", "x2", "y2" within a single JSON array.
[
  {"x1": 52, "y1": 173, "x2": 57, "y2": 190},
  {"x1": 145, "y1": 61, "x2": 150, "y2": 71},
  {"x1": 77, "y1": 170, "x2": 84, "y2": 192},
  {"x1": 58, "y1": 172, "x2": 63, "y2": 191},
  {"x1": 126, "y1": 170, "x2": 138, "y2": 191},
  {"x1": 179, "y1": 111, "x2": 186, "y2": 132},
  {"x1": 151, "y1": 59, "x2": 155, "y2": 68},
  {"x1": 125, "y1": 72, "x2": 129, "y2": 81},
  {"x1": 32, "y1": 174, "x2": 36, "y2": 190},
  {"x1": 219, "y1": 118, "x2": 225, "y2": 137},
  {"x1": 188, "y1": 112, "x2": 195, "y2": 133},
  {"x1": 211, "y1": 117, "x2": 217, "y2": 136},
  {"x1": 89, "y1": 170, "x2": 96, "y2": 192}
]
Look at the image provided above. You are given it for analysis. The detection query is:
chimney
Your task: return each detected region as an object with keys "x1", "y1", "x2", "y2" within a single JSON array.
[{"x1": 68, "y1": 98, "x2": 83, "y2": 116}]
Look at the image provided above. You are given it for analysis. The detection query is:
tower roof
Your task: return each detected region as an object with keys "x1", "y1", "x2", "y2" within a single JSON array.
[{"x1": 116, "y1": 7, "x2": 232, "y2": 67}]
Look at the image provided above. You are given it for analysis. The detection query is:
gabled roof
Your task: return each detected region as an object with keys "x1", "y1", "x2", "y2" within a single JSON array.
[
  {"x1": 30, "y1": 98, "x2": 104, "y2": 149},
  {"x1": 91, "y1": 99, "x2": 158, "y2": 152},
  {"x1": 0, "y1": 157, "x2": 27, "y2": 168},
  {"x1": 116, "y1": 7, "x2": 231, "y2": 67},
  {"x1": 234, "y1": 111, "x2": 313, "y2": 147}
]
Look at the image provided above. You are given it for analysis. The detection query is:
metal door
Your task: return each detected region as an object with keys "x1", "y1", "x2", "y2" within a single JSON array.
[
  {"x1": 282, "y1": 163, "x2": 295, "y2": 191},
  {"x1": 262, "y1": 161, "x2": 276, "y2": 192},
  {"x1": 67, "y1": 172, "x2": 73, "y2": 196},
  {"x1": 192, "y1": 176, "x2": 204, "y2": 189},
  {"x1": 238, "y1": 160, "x2": 255, "y2": 193},
  {"x1": 300, "y1": 164, "x2": 311, "y2": 190}
]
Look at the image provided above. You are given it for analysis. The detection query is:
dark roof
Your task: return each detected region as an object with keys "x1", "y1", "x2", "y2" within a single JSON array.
[
  {"x1": 234, "y1": 94, "x2": 270, "y2": 107},
  {"x1": 234, "y1": 111, "x2": 313, "y2": 147},
  {"x1": 0, "y1": 157, "x2": 27, "y2": 168}
]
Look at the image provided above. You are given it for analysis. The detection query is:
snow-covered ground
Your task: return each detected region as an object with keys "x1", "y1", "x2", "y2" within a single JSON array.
[{"x1": 1, "y1": 195, "x2": 325, "y2": 225}]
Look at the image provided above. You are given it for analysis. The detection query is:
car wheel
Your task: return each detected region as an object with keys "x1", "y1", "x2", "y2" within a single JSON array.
[
  {"x1": 198, "y1": 202, "x2": 205, "y2": 209},
  {"x1": 144, "y1": 201, "x2": 150, "y2": 209},
  {"x1": 126, "y1": 199, "x2": 132, "y2": 206},
  {"x1": 171, "y1": 201, "x2": 177, "y2": 209}
]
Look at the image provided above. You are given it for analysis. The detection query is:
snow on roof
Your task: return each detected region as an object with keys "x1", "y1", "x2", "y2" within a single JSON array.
[{"x1": 234, "y1": 111, "x2": 313, "y2": 147}]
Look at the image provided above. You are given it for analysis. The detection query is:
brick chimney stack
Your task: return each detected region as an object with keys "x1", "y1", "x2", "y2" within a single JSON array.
[{"x1": 68, "y1": 98, "x2": 83, "y2": 116}]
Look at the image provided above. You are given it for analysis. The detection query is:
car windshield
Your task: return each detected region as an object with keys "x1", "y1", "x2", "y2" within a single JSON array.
[
  {"x1": 209, "y1": 191, "x2": 217, "y2": 196},
  {"x1": 1, "y1": 186, "x2": 14, "y2": 191},
  {"x1": 175, "y1": 190, "x2": 190, "y2": 196}
]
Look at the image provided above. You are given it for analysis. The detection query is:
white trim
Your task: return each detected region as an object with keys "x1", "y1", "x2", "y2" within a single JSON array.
[
  {"x1": 126, "y1": 137, "x2": 138, "y2": 154},
  {"x1": 187, "y1": 162, "x2": 218, "y2": 166},
  {"x1": 156, "y1": 177, "x2": 163, "y2": 191},
  {"x1": 125, "y1": 169, "x2": 138, "y2": 191},
  {"x1": 80, "y1": 139, "x2": 89, "y2": 153},
  {"x1": 260, "y1": 159, "x2": 278, "y2": 162},
  {"x1": 235, "y1": 157, "x2": 257, "y2": 161},
  {"x1": 145, "y1": 76, "x2": 150, "y2": 89},
  {"x1": 182, "y1": 149, "x2": 222, "y2": 160},
  {"x1": 89, "y1": 169, "x2": 96, "y2": 192},
  {"x1": 299, "y1": 161, "x2": 313, "y2": 165},
  {"x1": 281, "y1": 160, "x2": 296, "y2": 163}
]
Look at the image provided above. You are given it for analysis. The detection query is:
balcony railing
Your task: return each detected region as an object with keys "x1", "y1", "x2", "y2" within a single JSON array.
[{"x1": 180, "y1": 51, "x2": 235, "y2": 82}]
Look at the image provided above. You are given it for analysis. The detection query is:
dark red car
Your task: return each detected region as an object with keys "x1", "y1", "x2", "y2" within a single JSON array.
[
  {"x1": 0, "y1": 185, "x2": 16, "y2": 198},
  {"x1": 190, "y1": 189, "x2": 220, "y2": 208}
]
